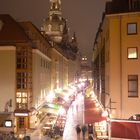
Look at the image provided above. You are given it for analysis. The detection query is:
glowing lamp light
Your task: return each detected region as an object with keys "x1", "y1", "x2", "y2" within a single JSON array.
[
  {"x1": 79, "y1": 78, "x2": 81, "y2": 82},
  {"x1": 5, "y1": 120, "x2": 12, "y2": 127},
  {"x1": 95, "y1": 102, "x2": 99, "y2": 107},
  {"x1": 102, "y1": 110, "x2": 109, "y2": 117},
  {"x1": 54, "y1": 88, "x2": 62, "y2": 93},
  {"x1": 58, "y1": 107, "x2": 66, "y2": 115},
  {"x1": 70, "y1": 86, "x2": 76, "y2": 92},
  {"x1": 48, "y1": 103, "x2": 60, "y2": 109},
  {"x1": 19, "y1": 134, "x2": 24, "y2": 139},
  {"x1": 90, "y1": 91, "x2": 96, "y2": 98},
  {"x1": 46, "y1": 91, "x2": 55, "y2": 102},
  {"x1": 100, "y1": 120, "x2": 108, "y2": 131},
  {"x1": 77, "y1": 83, "x2": 82, "y2": 88},
  {"x1": 81, "y1": 82, "x2": 85, "y2": 86},
  {"x1": 64, "y1": 95, "x2": 69, "y2": 102},
  {"x1": 95, "y1": 107, "x2": 100, "y2": 111}
]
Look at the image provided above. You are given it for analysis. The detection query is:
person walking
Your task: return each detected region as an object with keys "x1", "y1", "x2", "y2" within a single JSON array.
[
  {"x1": 9, "y1": 132, "x2": 17, "y2": 140},
  {"x1": 0, "y1": 133, "x2": 3, "y2": 140}
]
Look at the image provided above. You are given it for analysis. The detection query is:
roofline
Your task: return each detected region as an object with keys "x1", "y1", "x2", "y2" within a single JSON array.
[{"x1": 93, "y1": 11, "x2": 140, "y2": 50}]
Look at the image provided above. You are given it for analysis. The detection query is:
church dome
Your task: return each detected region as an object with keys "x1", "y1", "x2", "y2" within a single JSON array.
[
  {"x1": 42, "y1": 15, "x2": 66, "y2": 43},
  {"x1": 41, "y1": 0, "x2": 68, "y2": 43}
]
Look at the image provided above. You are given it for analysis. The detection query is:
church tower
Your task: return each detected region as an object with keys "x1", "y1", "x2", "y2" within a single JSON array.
[{"x1": 41, "y1": 0, "x2": 67, "y2": 43}]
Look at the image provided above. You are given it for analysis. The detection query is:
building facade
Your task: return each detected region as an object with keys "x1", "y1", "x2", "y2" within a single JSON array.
[
  {"x1": 0, "y1": 0, "x2": 80, "y2": 134},
  {"x1": 0, "y1": 15, "x2": 33, "y2": 133},
  {"x1": 41, "y1": 0, "x2": 79, "y2": 85},
  {"x1": 47, "y1": 46, "x2": 68, "y2": 90},
  {"x1": 92, "y1": 0, "x2": 140, "y2": 119}
]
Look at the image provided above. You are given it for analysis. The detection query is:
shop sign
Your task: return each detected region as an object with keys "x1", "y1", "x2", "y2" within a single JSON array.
[{"x1": 14, "y1": 113, "x2": 28, "y2": 116}]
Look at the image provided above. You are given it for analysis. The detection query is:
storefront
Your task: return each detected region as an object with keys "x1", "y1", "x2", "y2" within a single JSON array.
[{"x1": 14, "y1": 109, "x2": 30, "y2": 133}]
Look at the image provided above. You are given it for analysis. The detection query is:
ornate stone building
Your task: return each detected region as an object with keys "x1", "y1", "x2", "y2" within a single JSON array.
[
  {"x1": 0, "y1": 0, "x2": 80, "y2": 135},
  {"x1": 41, "y1": 0, "x2": 78, "y2": 61},
  {"x1": 41, "y1": 0, "x2": 80, "y2": 84}
]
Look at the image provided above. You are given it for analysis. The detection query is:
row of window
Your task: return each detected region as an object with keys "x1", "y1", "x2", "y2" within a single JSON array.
[
  {"x1": 94, "y1": 74, "x2": 138, "y2": 97},
  {"x1": 125, "y1": 23, "x2": 138, "y2": 59},
  {"x1": 16, "y1": 47, "x2": 32, "y2": 110},
  {"x1": 17, "y1": 72, "x2": 32, "y2": 89},
  {"x1": 16, "y1": 92, "x2": 28, "y2": 109},
  {"x1": 41, "y1": 58, "x2": 50, "y2": 69}
]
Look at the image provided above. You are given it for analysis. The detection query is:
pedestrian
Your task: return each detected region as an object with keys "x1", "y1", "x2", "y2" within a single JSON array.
[
  {"x1": 9, "y1": 132, "x2": 17, "y2": 140},
  {"x1": 45, "y1": 135, "x2": 51, "y2": 140},
  {"x1": 23, "y1": 136, "x2": 30, "y2": 140},
  {"x1": 0, "y1": 133, "x2": 3, "y2": 140},
  {"x1": 88, "y1": 135, "x2": 93, "y2": 140}
]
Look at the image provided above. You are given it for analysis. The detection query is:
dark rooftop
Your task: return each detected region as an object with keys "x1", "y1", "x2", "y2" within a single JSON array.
[
  {"x1": 0, "y1": 14, "x2": 30, "y2": 44},
  {"x1": 105, "y1": 0, "x2": 140, "y2": 14}
]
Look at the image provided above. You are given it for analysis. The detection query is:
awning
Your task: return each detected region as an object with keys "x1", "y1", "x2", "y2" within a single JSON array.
[
  {"x1": 38, "y1": 104, "x2": 60, "y2": 115},
  {"x1": 84, "y1": 98, "x2": 106, "y2": 123},
  {"x1": 111, "y1": 119, "x2": 140, "y2": 139},
  {"x1": 14, "y1": 109, "x2": 30, "y2": 113},
  {"x1": 14, "y1": 109, "x2": 30, "y2": 116}
]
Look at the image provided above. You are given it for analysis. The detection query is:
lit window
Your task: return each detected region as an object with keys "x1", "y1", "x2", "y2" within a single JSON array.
[
  {"x1": 127, "y1": 23, "x2": 137, "y2": 35},
  {"x1": 22, "y1": 98, "x2": 27, "y2": 103},
  {"x1": 17, "y1": 92, "x2": 21, "y2": 97},
  {"x1": 16, "y1": 92, "x2": 28, "y2": 109},
  {"x1": 128, "y1": 47, "x2": 138, "y2": 59},
  {"x1": 22, "y1": 92, "x2": 27, "y2": 97},
  {"x1": 128, "y1": 75, "x2": 138, "y2": 97},
  {"x1": 17, "y1": 98, "x2": 21, "y2": 103}
]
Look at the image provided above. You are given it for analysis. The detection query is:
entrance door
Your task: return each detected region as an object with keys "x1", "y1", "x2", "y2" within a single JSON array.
[{"x1": 17, "y1": 116, "x2": 29, "y2": 131}]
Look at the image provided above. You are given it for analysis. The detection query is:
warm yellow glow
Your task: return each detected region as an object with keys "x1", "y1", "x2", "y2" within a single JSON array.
[
  {"x1": 17, "y1": 92, "x2": 21, "y2": 97},
  {"x1": 128, "y1": 48, "x2": 137, "y2": 58},
  {"x1": 100, "y1": 120, "x2": 108, "y2": 131},
  {"x1": 102, "y1": 110, "x2": 108, "y2": 117},
  {"x1": 19, "y1": 134, "x2": 24, "y2": 139},
  {"x1": 54, "y1": 88, "x2": 62, "y2": 93},
  {"x1": 95, "y1": 102, "x2": 99, "y2": 107},
  {"x1": 43, "y1": 126, "x2": 51, "y2": 129},
  {"x1": 64, "y1": 95, "x2": 69, "y2": 102},
  {"x1": 22, "y1": 92, "x2": 27, "y2": 97},
  {"x1": 96, "y1": 107, "x2": 100, "y2": 111},
  {"x1": 58, "y1": 107, "x2": 66, "y2": 115},
  {"x1": 46, "y1": 91, "x2": 55, "y2": 102},
  {"x1": 16, "y1": 98, "x2": 21, "y2": 103},
  {"x1": 22, "y1": 98, "x2": 27, "y2": 103}
]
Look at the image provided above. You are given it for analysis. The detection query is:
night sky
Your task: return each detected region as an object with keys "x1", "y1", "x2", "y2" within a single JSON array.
[{"x1": 0, "y1": 0, "x2": 106, "y2": 65}]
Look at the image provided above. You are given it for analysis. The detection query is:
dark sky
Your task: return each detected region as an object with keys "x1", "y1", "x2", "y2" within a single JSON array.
[{"x1": 0, "y1": 0, "x2": 106, "y2": 64}]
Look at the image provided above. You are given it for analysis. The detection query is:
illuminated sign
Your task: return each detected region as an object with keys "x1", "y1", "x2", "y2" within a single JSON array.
[
  {"x1": 14, "y1": 113, "x2": 28, "y2": 116},
  {"x1": 5, "y1": 120, "x2": 12, "y2": 127}
]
